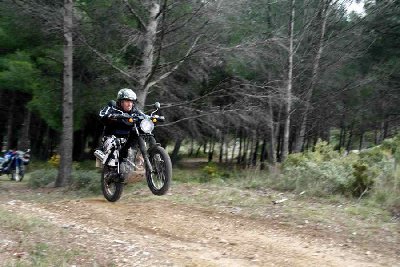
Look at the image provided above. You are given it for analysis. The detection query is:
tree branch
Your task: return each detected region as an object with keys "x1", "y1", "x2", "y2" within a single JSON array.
[
  {"x1": 122, "y1": 0, "x2": 147, "y2": 30},
  {"x1": 146, "y1": 36, "x2": 200, "y2": 89},
  {"x1": 78, "y1": 36, "x2": 137, "y2": 82}
]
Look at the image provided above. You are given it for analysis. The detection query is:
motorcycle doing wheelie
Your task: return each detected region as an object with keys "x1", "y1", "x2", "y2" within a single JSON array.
[
  {"x1": 94, "y1": 102, "x2": 172, "y2": 202},
  {"x1": 0, "y1": 149, "x2": 30, "y2": 182}
]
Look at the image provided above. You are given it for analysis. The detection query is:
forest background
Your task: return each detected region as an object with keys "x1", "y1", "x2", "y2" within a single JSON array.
[{"x1": 0, "y1": 0, "x2": 399, "y2": 213}]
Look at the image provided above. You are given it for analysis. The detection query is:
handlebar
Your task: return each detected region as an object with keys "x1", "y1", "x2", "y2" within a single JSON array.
[
  {"x1": 109, "y1": 113, "x2": 165, "y2": 124},
  {"x1": 152, "y1": 115, "x2": 165, "y2": 122}
]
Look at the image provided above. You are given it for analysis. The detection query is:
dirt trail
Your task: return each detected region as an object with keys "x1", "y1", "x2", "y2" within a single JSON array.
[{"x1": 0, "y1": 182, "x2": 398, "y2": 266}]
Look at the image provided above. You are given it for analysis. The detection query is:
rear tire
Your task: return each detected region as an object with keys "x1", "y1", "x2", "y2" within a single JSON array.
[
  {"x1": 146, "y1": 146, "x2": 172, "y2": 195},
  {"x1": 101, "y1": 166, "x2": 124, "y2": 202},
  {"x1": 11, "y1": 167, "x2": 24, "y2": 182}
]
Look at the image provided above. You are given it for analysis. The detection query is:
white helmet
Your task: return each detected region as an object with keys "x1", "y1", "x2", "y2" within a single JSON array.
[{"x1": 117, "y1": 88, "x2": 137, "y2": 101}]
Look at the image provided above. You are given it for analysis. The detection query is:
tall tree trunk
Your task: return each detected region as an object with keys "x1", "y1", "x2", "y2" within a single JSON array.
[
  {"x1": 383, "y1": 118, "x2": 389, "y2": 139},
  {"x1": 377, "y1": 121, "x2": 385, "y2": 144},
  {"x1": 276, "y1": 124, "x2": 283, "y2": 162},
  {"x1": 346, "y1": 123, "x2": 354, "y2": 152},
  {"x1": 268, "y1": 97, "x2": 277, "y2": 164},
  {"x1": 195, "y1": 144, "x2": 201, "y2": 157},
  {"x1": 247, "y1": 134, "x2": 254, "y2": 167},
  {"x1": 208, "y1": 139, "x2": 215, "y2": 162},
  {"x1": 137, "y1": 2, "x2": 160, "y2": 107},
  {"x1": 252, "y1": 130, "x2": 259, "y2": 167},
  {"x1": 18, "y1": 109, "x2": 32, "y2": 150},
  {"x1": 265, "y1": 7, "x2": 277, "y2": 165},
  {"x1": 230, "y1": 128, "x2": 239, "y2": 164},
  {"x1": 241, "y1": 138, "x2": 250, "y2": 167},
  {"x1": 171, "y1": 138, "x2": 182, "y2": 164},
  {"x1": 189, "y1": 137, "x2": 194, "y2": 156},
  {"x1": 237, "y1": 129, "x2": 243, "y2": 165},
  {"x1": 56, "y1": 0, "x2": 74, "y2": 187},
  {"x1": 6, "y1": 92, "x2": 16, "y2": 149},
  {"x1": 339, "y1": 126, "x2": 344, "y2": 149},
  {"x1": 294, "y1": 0, "x2": 330, "y2": 152},
  {"x1": 219, "y1": 130, "x2": 225, "y2": 163},
  {"x1": 374, "y1": 127, "x2": 379, "y2": 145},
  {"x1": 359, "y1": 131, "x2": 364, "y2": 151},
  {"x1": 224, "y1": 136, "x2": 229, "y2": 163},
  {"x1": 282, "y1": 0, "x2": 296, "y2": 162},
  {"x1": 339, "y1": 118, "x2": 347, "y2": 149},
  {"x1": 260, "y1": 139, "x2": 267, "y2": 170}
]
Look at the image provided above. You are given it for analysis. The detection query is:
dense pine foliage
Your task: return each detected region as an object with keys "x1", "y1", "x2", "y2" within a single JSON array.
[{"x1": 1, "y1": 0, "x2": 399, "y2": 164}]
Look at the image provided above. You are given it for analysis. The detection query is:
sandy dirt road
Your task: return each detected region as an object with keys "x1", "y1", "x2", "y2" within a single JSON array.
[{"x1": 0, "y1": 181, "x2": 398, "y2": 266}]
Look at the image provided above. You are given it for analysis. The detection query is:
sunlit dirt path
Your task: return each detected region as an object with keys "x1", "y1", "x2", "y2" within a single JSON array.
[{"x1": 0, "y1": 181, "x2": 398, "y2": 266}]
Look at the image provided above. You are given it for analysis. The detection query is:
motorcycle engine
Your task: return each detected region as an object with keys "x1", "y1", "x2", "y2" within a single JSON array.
[{"x1": 120, "y1": 160, "x2": 134, "y2": 180}]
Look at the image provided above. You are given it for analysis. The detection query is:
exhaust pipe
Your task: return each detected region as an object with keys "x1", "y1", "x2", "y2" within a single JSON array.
[{"x1": 94, "y1": 149, "x2": 106, "y2": 162}]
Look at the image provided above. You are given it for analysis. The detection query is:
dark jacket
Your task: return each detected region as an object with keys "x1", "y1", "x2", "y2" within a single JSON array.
[{"x1": 99, "y1": 100, "x2": 143, "y2": 137}]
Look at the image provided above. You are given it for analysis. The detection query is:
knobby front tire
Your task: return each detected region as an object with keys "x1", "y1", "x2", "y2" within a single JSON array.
[{"x1": 146, "y1": 146, "x2": 172, "y2": 196}]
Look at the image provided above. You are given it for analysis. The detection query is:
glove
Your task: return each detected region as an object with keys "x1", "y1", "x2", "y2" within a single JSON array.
[{"x1": 108, "y1": 113, "x2": 131, "y2": 120}]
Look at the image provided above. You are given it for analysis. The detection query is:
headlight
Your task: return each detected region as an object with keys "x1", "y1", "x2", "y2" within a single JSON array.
[{"x1": 140, "y1": 119, "x2": 154, "y2": 133}]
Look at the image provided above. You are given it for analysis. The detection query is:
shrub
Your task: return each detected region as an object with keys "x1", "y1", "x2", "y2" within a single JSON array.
[
  {"x1": 351, "y1": 162, "x2": 375, "y2": 197},
  {"x1": 48, "y1": 154, "x2": 60, "y2": 168},
  {"x1": 71, "y1": 170, "x2": 100, "y2": 193},
  {"x1": 277, "y1": 141, "x2": 386, "y2": 197},
  {"x1": 313, "y1": 140, "x2": 341, "y2": 161},
  {"x1": 356, "y1": 136, "x2": 399, "y2": 209},
  {"x1": 200, "y1": 163, "x2": 219, "y2": 183},
  {"x1": 27, "y1": 169, "x2": 57, "y2": 188},
  {"x1": 358, "y1": 146, "x2": 389, "y2": 166},
  {"x1": 27, "y1": 168, "x2": 100, "y2": 193},
  {"x1": 283, "y1": 140, "x2": 340, "y2": 168},
  {"x1": 368, "y1": 159, "x2": 400, "y2": 215},
  {"x1": 281, "y1": 158, "x2": 354, "y2": 196},
  {"x1": 72, "y1": 160, "x2": 97, "y2": 171},
  {"x1": 200, "y1": 162, "x2": 230, "y2": 183},
  {"x1": 281, "y1": 135, "x2": 400, "y2": 216},
  {"x1": 282, "y1": 140, "x2": 360, "y2": 196}
]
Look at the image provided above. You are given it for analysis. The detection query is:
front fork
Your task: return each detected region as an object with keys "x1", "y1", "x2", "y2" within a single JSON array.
[
  {"x1": 138, "y1": 135, "x2": 157, "y2": 173},
  {"x1": 106, "y1": 135, "x2": 157, "y2": 175}
]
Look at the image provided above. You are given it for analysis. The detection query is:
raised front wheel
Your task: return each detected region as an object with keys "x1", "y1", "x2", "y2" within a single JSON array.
[{"x1": 146, "y1": 146, "x2": 172, "y2": 195}]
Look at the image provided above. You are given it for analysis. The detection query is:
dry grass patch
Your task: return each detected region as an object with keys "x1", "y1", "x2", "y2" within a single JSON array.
[{"x1": 0, "y1": 207, "x2": 84, "y2": 267}]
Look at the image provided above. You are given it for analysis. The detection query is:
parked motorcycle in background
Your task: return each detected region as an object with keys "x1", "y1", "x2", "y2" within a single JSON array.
[{"x1": 0, "y1": 149, "x2": 31, "y2": 181}]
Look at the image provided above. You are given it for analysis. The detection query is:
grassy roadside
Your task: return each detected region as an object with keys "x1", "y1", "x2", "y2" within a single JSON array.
[
  {"x1": 122, "y1": 167, "x2": 400, "y2": 258},
  {"x1": 0, "y1": 206, "x2": 82, "y2": 267},
  {"x1": 167, "y1": 189, "x2": 398, "y2": 259},
  {"x1": 3, "y1": 155, "x2": 398, "y2": 261}
]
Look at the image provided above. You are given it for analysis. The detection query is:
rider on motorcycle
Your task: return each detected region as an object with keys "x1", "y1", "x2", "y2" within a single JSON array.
[{"x1": 98, "y1": 88, "x2": 144, "y2": 167}]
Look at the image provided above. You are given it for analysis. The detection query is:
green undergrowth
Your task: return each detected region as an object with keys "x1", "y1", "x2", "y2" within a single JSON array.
[
  {"x1": 27, "y1": 168, "x2": 101, "y2": 194},
  {"x1": 279, "y1": 137, "x2": 400, "y2": 215},
  {"x1": 23, "y1": 135, "x2": 400, "y2": 216},
  {"x1": 0, "y1": 208, "x2": 82, "y2": 266},
  {"x1": 173, "y1": 136, "x2": 400, "y2": 217}
]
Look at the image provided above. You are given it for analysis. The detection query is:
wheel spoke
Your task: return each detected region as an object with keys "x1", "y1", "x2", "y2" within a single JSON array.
[
  {"x1": 104, "y1": 167, "x2": 118, "y2": 195},
  {"x1": 150, "y1": 153, "x2": 167, "y2": 189},
  {"x1": 146, "y1": 146, "x2": 171, "y2": 196}
]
